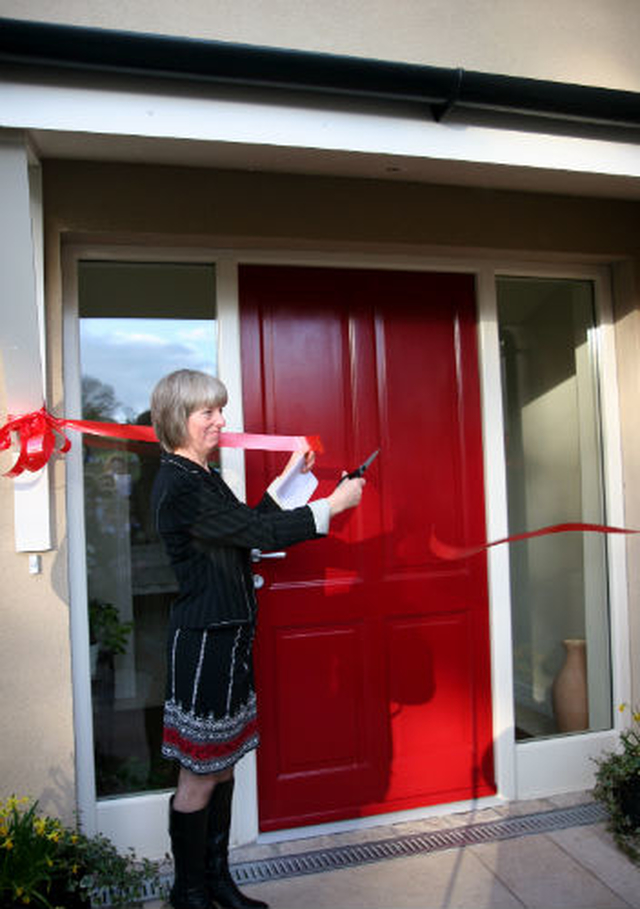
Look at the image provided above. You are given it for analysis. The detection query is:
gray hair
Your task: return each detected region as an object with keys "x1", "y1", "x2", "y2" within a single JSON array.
[{"x1": 151, "y1": 369, "x2": 228, "y2": 452}]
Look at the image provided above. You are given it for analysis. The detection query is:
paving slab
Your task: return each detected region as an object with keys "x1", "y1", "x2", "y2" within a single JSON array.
[
  {"x1": 548, "y1": 790, "x2": 598, "y2": 810},
  {"x1": 470, "y1": 832, "x2": 630, "y2": 909},
  {"x1": 237, "y1": 846, "x2": 525, "y2": 909},
  {"x1": 549, "y1": 822, "x2": 640, "y2": 908}
]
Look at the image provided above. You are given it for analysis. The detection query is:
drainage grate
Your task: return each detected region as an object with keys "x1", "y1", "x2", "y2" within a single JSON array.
[
  {"x1": 97, "y1": 801, "x2": 607, "y2": 904},
  {"x1": 231, "y1": 801, "x2": 607, "y2": 885}
]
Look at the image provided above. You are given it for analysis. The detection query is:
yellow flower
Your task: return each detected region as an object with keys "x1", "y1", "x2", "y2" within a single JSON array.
[
  {"x1": 2, "y1": 838, "x2": 14, "y2": 850},
  {"x1": 16, "y1": 887, "x2": 24, "y2": 897},
  {"x1": 618, "y1": 703, "x2": 640, "y2": 722},
  {"x1": 70, "y1": 834, "x2": 79, "y2": 844},
  {"x1": 71, "y1": 863, "x2": 79, "y2": 874},
  {"x1": 47, "y1": 830, "x2": 61, "y2": 843},
  {"x1": 34, "y1": 818, "x2": 47, "y2": 836}
]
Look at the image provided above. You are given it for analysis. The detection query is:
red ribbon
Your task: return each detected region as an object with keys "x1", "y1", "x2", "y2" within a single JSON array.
[
  {"x1": 430, "y1": 522, "x2": 640, "y2": 560},
  {"x1": 0, "y1": 408, "x2": 71, "y2": 478},
  {"x1": 0, "y1": 407, "x2": 323, "y2": 477}
]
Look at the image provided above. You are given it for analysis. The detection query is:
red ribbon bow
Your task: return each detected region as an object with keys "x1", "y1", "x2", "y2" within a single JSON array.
[{"x1": 0, "y1": 407, "x2": 71, "y2": 478}]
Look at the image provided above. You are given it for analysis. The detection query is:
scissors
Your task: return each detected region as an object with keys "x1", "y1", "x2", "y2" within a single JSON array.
[{"x1": 337, "y1": 448, "x2": 380, "y2": 484}]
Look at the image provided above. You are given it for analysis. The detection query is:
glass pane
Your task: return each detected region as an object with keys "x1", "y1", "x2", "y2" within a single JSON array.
[
  {"x1": 79, "y1": 261, "x2": 217, "y2": 797},
  {"x1": 497, "y1": 276, "x2": 611, "y2": 741}
]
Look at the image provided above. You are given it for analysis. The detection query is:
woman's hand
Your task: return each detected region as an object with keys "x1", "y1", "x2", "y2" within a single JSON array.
[
  {"x1": 299, "y1": 449, "x2": 316, "y2": 473},
  {"x1": 280, "y1": 449, "x2": 316, "y2": 478},
  {"x1": 326, "y1": 474, "x2": 365, "y2": 517}
]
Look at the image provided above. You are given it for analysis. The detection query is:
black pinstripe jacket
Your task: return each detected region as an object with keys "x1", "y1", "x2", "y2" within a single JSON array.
[{"x1": 152, "y1": 451, "x2": 319, "y2": 629}]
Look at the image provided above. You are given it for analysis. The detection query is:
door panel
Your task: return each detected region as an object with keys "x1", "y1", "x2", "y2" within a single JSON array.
[
  {"x1": 274, "y1": 625, "x2": 368, "y2": 772},
  {"x1": 240, "y1": 265, "x2": 494, "y2": 831},
  {"x1": 385, "y1": 611, "x2": 476, "y2": 802}
]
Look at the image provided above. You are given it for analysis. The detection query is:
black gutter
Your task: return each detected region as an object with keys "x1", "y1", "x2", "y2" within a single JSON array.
[{"x1": 1, "y1": 16, "x2": 639, "y2": 128}]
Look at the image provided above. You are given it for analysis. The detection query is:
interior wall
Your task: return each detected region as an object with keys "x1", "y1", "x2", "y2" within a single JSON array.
[
  {"x1": 1, "y1": 0, "x2": 639, "y2": 92},
  {"x1": 510, "y1": 307, "x2": 583, "y2": 708}
]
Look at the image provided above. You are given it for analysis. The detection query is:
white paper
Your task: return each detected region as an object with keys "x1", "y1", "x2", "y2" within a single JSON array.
[{"x1": 271, "y1": 456, "x2": 318, "y2": 509}]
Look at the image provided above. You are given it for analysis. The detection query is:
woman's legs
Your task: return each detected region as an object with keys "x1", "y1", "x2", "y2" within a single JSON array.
[
  {"x1": 165, "y1": 623, "x2": 262, "y2": 907},
  {"x1": 173, "y1": 765, "x2": 234, "y2": 812},
  {"x1": 169, "y1": 767, "x2": 234, "y2": 909},
  {"x1": 204, "y1": 778, "x2": 268, "y2": 909}
]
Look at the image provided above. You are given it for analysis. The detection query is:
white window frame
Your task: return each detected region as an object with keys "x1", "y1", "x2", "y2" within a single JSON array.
[{"x1": 482, "y1": 262, "x2": 630, "y2": 800}]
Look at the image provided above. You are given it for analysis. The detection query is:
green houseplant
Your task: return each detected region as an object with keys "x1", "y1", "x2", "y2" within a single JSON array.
[
  {"x1": 593, "y1": 704, "x2": 640, "y2": 863},
  {"x1": 89, "y1": 599, "x2": 133, "y2": 657},
  {"x1": 0, "y1": 796, "x2": 165, "y2": 908}
]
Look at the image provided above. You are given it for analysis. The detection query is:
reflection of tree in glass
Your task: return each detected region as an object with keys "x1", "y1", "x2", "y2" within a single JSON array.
[
  {"x1": 82, "y1": 375, "x2": 119, "y2": 421},
  {"x1": 81, "y1": 373, "x2": 136, "y2": 601},
  {"x1": 82, "y1": 375, "x2": 135, "y2": 423}
]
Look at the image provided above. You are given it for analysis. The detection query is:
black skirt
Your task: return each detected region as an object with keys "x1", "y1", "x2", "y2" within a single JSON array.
[{"x1": 162, "y1": 624, "x2": 259, "y2": 774}]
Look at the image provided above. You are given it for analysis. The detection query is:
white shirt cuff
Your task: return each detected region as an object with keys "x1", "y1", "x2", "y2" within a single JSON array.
[
  {"x1": 308, "y1": 498, "x2": 330, "y2": 535},
  {"x1": 266, "y1": 477, "x2": 285, "y2": 509}
]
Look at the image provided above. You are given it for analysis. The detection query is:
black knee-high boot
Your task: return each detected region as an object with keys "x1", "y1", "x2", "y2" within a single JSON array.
[
  {"x1": 169, "y1": 798, "x2": 212, "y2": 909},
  {"x1": 205, "y1": 780, "x2": 268, "y2": 909}
]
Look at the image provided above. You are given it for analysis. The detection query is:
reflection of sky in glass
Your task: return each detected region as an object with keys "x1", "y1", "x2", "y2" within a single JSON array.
[{"x1": 80, "y1": 318, "x2": 218, "y2": 421}]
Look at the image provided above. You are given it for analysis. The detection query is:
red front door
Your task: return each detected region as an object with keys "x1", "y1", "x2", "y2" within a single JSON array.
[{"x1": 240, "y1": 265, "x2": 495, "y2": 832}]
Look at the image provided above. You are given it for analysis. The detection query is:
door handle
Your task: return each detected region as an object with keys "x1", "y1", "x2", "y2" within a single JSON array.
[{"x1": 250, "y1": 549, "x2": 287, "y2": 563}]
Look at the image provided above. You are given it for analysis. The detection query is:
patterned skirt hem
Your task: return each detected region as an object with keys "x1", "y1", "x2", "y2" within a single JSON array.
[
  {"x1": 162, "y1": 693, "x2": 259, "y2": 774},
  {"x1": 161, "y1": 731, "x2": 260, "y2": 774}
]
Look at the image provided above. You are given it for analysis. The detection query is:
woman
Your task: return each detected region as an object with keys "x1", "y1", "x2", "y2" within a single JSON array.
[{"x1": 150, "y1": 369, "x2": 364, "y2": 909}]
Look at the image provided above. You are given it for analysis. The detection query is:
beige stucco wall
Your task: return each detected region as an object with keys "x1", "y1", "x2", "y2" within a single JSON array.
[
  {"x1": 2, "y1": 159, "x2": 640, "y2": 820},
  {"x1": 0, "y1": 406, "x2": 76, "y2": 819},
  {"x1": 43, "y1": 161, "x2": 640, "y2": 256},
  {"x1": 0, "y1": 167, "x2": 75, "y2": 819},
  {"x1": 0, "y1": 0, "x2": 639, "y2": 92}
]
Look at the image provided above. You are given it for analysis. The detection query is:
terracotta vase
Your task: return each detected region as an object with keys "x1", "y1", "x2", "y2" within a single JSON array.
[{"x1": 552, "y1": 638, "x2": 588, "y2": 733}]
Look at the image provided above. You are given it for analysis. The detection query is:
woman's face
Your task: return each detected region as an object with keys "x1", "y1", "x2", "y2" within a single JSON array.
[{"x1": 183, "y1": 404, "x2": 226, "y2": 461}]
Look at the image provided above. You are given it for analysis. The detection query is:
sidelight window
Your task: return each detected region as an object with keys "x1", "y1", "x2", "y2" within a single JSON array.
[
  {"x1": 497, "y1": 276, "x2": 611, "y2": 741},
  {"x1": 78, "y1": 260, "x2": 217, "y2": 797}
]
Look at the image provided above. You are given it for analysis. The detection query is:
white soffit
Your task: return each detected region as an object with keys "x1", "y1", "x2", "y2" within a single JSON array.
[{"x1": 1, "y1": 69, "x2": 640, "y2": 199}]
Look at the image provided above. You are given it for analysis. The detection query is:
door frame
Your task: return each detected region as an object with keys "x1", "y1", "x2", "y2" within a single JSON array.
[{"x1": 63, "y1": 243, "x2": 629, "y2": 855}]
